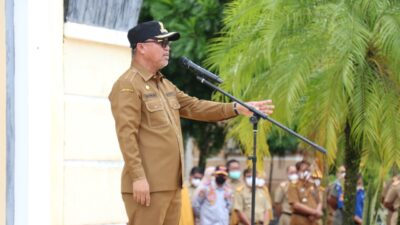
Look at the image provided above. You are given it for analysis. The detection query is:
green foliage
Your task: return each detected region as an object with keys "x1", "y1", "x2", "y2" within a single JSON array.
[
  {"x1": 267, "y1": 126, "x2": 299, "y2": 157},
  {"x1": 207, "y1": 0, "x2": 400, "y2": 224},
  {"x1": 139, "y1": 0, "x2": 229, "y2": 167}
]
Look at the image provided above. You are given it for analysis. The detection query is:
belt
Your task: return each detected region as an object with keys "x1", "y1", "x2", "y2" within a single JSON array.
[
  {"x1": 293, "y1": 212, "x2": 309, "y2": 217},
  {"x1": 254, "y1": 222, "x2": 263, "y2": 225},
  {"x1": 282, "y1": 211, "x2": 292, "y2": 216}
]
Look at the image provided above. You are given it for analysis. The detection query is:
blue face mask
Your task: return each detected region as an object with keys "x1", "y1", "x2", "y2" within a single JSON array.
[{"x1": 229, "y1": 171, "x2": 241, "y2": 180}]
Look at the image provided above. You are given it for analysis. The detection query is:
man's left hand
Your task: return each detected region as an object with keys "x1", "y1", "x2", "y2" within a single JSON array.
[{"x1": 236, "y1": 100, "x2": 274, "y2": 116}]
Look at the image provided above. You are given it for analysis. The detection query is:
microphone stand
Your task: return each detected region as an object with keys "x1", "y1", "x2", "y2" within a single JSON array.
[{"x1": 194, "y1": 76, "x2": 326, "y2": 225}]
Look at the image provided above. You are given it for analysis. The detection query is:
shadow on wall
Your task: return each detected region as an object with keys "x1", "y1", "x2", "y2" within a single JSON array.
[{"x1": 64, "y1": 0, "x2": 142, "y2": 31}]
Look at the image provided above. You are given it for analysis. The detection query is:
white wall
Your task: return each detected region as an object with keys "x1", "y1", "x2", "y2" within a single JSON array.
[
  {"x1": 0, "y1": 0, "x2": 6, "y2": 222},
  {"x1": 13, "y1": 0, "x2": 63, "y2": 224},
  {"x1": 63, "y1": 23, "x2": 131, "y2": 225}
]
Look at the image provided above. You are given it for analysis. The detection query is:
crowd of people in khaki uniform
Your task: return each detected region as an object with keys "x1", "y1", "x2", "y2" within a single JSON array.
[
  {"x1": 179, "y1": 160, "x2": 400, "y2": 225},
  {"x1": 179, "y1": 160, "x2": 368, "y2": 225},
  {"x1": 181, "y1": 161, "x2": 273, "y2": 225}
]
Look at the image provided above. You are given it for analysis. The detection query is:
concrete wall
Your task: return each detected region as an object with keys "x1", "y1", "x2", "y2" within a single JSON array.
[
  {"x1": 63, "y1": 23, "x2": 131, "y2": 225},
  {"x1": 0, "y1": 0, "x2": 6, "y2": 223}
]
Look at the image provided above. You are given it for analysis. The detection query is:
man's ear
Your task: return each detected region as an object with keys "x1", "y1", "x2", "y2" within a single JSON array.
[{"x1": 136, "y1": 43, "x2": 146, "y2": 54}]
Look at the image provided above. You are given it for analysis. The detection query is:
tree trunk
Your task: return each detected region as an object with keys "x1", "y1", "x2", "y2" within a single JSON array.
[
  {"x1": 343, "y1": 121, "x2": 361, "y2": 225},
  {"x1": 198, "y1": 147, "x2": 208, "y2": 169},
  {"x1": 268, "y1": 157, "x2": 274, "y2": 192}
]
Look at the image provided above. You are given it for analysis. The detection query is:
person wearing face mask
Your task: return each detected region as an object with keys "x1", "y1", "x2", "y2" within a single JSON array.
[
  {"x1": 188, "y1": 167, "x2": 204, "y2": 197},
  {"x1": 233, "y1": 168, "x2": 272, "y2": 225},
  {"x1": 181, "y1": 167, "x2": 204, "y2": 225},
  {"x1": 287, "y1": 160, "x2": 323, "y2": 225},
  {"x1": 327, "y1": 166, "x2": 346, "y2": 225},
  {"x1": 354, "y1": 174, "x2": 364, "y2": 225},
  {"x1": 274, "y1": 165, "x2": 298, "y2": 225},
  {"x1": 227, "y1": 159, "x2": 243, "y2": 190},
  {"x1": 226, "y1": 159, "x2": 243, "y2": 225},
  {"x1": 310, "y1": 167, "x2": 325, "y2": 225},
  {"x1": 193, "y1": 166, "x2": 233, "y2": 225}
]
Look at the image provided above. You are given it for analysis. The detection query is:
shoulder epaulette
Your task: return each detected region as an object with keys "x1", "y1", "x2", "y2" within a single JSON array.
[
  {"x1": 280, "y1": 181, "x2": 288, "y2": 188},
  {"x1": 236, "y1": 185, "x2": 245, "y2": 192}
]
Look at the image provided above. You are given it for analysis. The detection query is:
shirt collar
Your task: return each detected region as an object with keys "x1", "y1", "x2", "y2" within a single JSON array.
[{"x1": 131, "y1": 61, "x2": 164, "y2": 82}]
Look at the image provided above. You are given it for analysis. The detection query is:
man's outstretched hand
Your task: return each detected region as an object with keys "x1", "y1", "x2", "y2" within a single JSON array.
[{"x1": 236, "y1": 100, "x2": 274, "y2": 116}]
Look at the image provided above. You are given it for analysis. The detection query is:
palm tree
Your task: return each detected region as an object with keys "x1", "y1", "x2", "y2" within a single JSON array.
[{"x1": 206, "y1": 0, "x2": 400, "y2": 224}]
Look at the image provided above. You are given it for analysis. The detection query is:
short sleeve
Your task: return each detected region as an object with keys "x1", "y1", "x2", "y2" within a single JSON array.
[
  {"x1": 274, "y1": 185, "x2": 284, "y2": 204},
  {"x1": 233, "y1": 191, "x2": 244, "y2": 211},
  {"x1": 385, "y1": 186, "x2": 397, "y2": 204}
]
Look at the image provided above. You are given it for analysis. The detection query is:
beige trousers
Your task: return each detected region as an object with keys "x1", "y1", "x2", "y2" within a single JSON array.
[{"x1": 122, "y1": 189, "x2": 182, "y2": 225}]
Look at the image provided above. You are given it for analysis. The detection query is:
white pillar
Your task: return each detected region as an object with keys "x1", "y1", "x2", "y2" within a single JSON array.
[
  {"x1": 14, "y1": 0, "x2": 63, "y2": 224},
  {"x1": 0, "y1": 0, "x2": 6, "y2": 223},
  {"x1": 185, "y1": 137, "x2": 194, "y2": 180}
]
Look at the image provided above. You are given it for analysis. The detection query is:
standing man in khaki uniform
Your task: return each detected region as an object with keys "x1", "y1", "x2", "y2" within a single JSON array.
[
  {"x1": 227, "y1": 159, "x2": 243, "y2": 225},
  {"x1": 384, "y1": 175, "x2": 400, "y2": 225},
  {"x1": 274, "y1": 165, "x2": 298, "y2": 225},
  {"x1": 233, "y1": 168, "x2": 272, "y2": 225},
  {"x1": 310, "y1": 167, "x2": 324, "y2": 225},
  {"x1": 287, "y1": 160, "x2": 322, "y2": 225},
  {"x1": 109, "y1": 21, "x2": 275, "y2": 225},
  {"x1": 227, "y1": 159, "x2": 244, "y2": 190}
]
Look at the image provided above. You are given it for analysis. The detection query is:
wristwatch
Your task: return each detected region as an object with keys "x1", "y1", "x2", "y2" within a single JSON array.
[{"x1": 233, "y1": 102, "x2": 239, "y2": 115}]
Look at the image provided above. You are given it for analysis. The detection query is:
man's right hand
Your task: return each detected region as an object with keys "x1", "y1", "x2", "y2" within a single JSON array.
[
  {"x1": 313, "y1": 209, "x2": 323, "y2": 218},
  {"x1": 133, "y1": 178, "x2": 150, "y2": 207}
]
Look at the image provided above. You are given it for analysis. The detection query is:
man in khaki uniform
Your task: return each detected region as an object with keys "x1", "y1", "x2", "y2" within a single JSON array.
[
  {"x1": 227, "y1": 159, "x2": 243, "y2": 190},
  {"x1": 274, "y1": 165, "x2": 297, "y2": 225},
  {"x1": 109, "y1": 21, "x2": 275, "y2": 225},
  {"x1": 384, "y1": 175, "x2": 400, "y2": 225},
  {"x1": 310, "y1": 167, "x2": 324, "y2": 225},
  {"x1": 287, "y1": 161, "x2": 322, "y2": 225},
  {"x1": 382, "y1": 175, "x2": 399, "y2": 225},
  {"x1": 227, "y1": 159, "x2": 243, "y2": 225},
  {"x1": 233, "y1": 168, "x2": 272, "y2": 225}
]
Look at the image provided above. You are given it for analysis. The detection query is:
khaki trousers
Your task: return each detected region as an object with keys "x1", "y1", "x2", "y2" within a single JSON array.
[
  {"x1": 122, "y1": 189, "x2": 182, "y2": 225},
  {"x1": 278, "y1": 213, "x2": 291, "y2": 225}
]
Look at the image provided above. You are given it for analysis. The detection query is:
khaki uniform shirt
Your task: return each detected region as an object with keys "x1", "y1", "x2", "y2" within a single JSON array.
[
  {"x1": 287, "y1": 180, "x2": 320, "y2": 225},
  {"x1": 228, "y1": 179, "x2": 244, "y2": 192},
  {"x1": 385, "y1": 181, "x2": 400, "y2": 225},
  {"x1": 383, "y1": 180, "x2": 394, "y2": 225},
  {"x1": 274, "y1": 181, "x2": 292, "y2": 214},
  {"x1": 109, "y1": 62, "x2": 236, "y2": 193},
  {"x1": 233, "y1": 186, "x2": 272, "y2": 224}
]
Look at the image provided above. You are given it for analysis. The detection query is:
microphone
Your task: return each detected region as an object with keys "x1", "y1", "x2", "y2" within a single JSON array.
[{"x1": 179, "y1": 57, "x2": 223, "y2": 84}]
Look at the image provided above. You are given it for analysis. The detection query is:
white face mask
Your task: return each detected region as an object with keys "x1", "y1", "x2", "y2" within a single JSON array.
[
  {"x1": 245, "y1": 177, "x2": 253, "y2": 186},
  {"x1": 256, "y1": 178, "x2": 265, "y2": 187},
  {"x1": 299, "y1": 171, "x2": 311, "y2": 180},
  {"x1": 288, "y1": 174, "x2": 299, "y2": 182},
  {"x1": 191, "y1": 178, "x2": 201, "y2": 187}
]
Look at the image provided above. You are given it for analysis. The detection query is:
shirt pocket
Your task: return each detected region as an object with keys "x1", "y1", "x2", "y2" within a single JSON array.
[
  {"x1": 144, "y1": 100, "x2": 169, "y2": 128},
  {"x1": 167, "y1": 97, "x2": 181, "y2": 122},
  {"x1": 168, "y1": 97, "x2": 181, "y2": 110}
]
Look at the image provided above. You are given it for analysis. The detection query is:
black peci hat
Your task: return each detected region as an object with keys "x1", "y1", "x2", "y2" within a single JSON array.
[{"x1": 127, "y1": 21, "x2": 180, "y2": 49}]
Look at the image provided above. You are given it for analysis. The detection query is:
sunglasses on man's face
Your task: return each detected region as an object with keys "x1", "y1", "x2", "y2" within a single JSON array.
[{"x1": 143, "y1": 39, "x2": 170, "y2": 48}]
